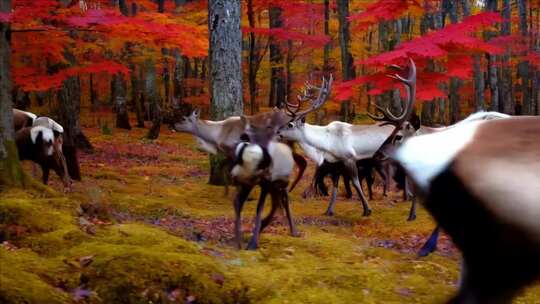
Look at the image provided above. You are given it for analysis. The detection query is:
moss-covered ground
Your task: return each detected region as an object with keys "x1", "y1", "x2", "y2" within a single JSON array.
[{"x1": 1, "y1": 125, "x2": 539, "y2": 303}]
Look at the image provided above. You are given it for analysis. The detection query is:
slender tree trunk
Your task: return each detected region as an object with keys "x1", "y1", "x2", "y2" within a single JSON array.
[
  {"x1": 473, "y1": 55, "x2": 485, "y2": 111},
  {"x1": 131, "y1": 64, "x2": 144, "y2": 127},
  {"x1": 286, "y1": 39, "x2": 293, "y2": 103},
  {"x1": 119, "y1": 0, "x2": 129, "y2": 15},
  {"x1": 323, "y1": 0, "x2": 330, "y2": 72},
  {"x1": 158, "y1": 0, "x2": 165, "y2": 13},
  {"x1": 112, "y1": 73, "x2": 131, "y2": 130},
  {"x1": 500, "y1": 0, "x2": 514, "y2": 114},
  {"x1": 247, "y1": 0, "x2": 258, "y2": 114},
  {"x1": 336, "y1": 0, "x2": 355, "y2": 122},
  {"x1": 269, "y1": 6, "x2": 285, "y2": 108},
  {"x1": 89, "y1": 74, "x2": 98, "y2": 111},
  {"x1": 145, "y1": 60, "x2": 161, "y2": 139},
  {"x1": 173, "y1": 51, "x2": 184, "y2": 102},
  {"x1": 192, "y1": 57, "x2": 199, "y2": 96},
  {"x1": 518, "y1": 0, "x2": 530, "y2": 115},
  {"x1": 208, "y1": 0, "x2": 243, "y2": 185},
  {"x1": 164, "y1": 65, "x2": 170, "y2": 105},
  {"x1": 444, "y1": 0, "x2": 461, "y2": 123},
  {"x1": 0, "y1": 0, "x2": 24, "y2": 186},
  {"x1": 183, "y1": 56, "x2": 191, "y2": 98}
]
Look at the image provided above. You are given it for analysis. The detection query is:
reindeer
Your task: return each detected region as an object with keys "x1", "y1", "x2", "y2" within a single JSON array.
[
  {"x1": 173, "y1": 109, "x2": 307, "y2": 193},
  {"x1": 230, "y1": 139, "x2": 298, "y2": 250},
  {"x1": 278, "y1": 59, "x2": 417, "y2": 217},
  {"x1": 12, "y1": 109, "x2": 72, "y2": 191},
  {"x1": 15, "y1": 126, "x2": 70, "y2": 189},
  {"x1": 13, "y1": 109, "x2": 37, "y2": 130},
  {"x1": 393, "y1": 114, "x2": 540, "y2": 303}
]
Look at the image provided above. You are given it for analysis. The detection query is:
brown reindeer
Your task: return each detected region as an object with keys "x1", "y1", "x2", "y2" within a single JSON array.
[
  {"x1": 15, "y1": 126, "x2": 70, "y2": 190},
  {"x1": 13, "y1": 109, "x2": 72, "y2": 191},
  {"x1": 173, "y1": 109, "x2": 307, "y2": 192},
  {"x1": 394, "y1": 115, "x2": 540, "y2": 303}
]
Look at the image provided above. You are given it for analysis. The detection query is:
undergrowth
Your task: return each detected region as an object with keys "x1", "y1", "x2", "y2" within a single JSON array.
[{"x1": 1, "y1": 126, "x2": 538, "y2": 303}]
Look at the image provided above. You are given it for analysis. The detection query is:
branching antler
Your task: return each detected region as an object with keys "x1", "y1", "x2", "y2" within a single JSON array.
[
  {"x1": 368, "y1": 59, "x2": 416, "y2": 127},
  {"x1": 373, "y1": 58, "x2": 417, "y2": 159},
  {"x1": 285, "y1": 75, "x2": 333, "y2": 121}
]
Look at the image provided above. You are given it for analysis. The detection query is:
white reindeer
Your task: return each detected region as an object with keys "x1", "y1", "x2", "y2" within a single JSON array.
[{"x1": 278, "y1": 59, "x2": 417, "y2": 216}]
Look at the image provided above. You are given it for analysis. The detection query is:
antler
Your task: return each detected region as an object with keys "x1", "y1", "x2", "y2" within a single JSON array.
[
  {"x1": 373, "y1": 58, "x2": 417, "y2": 160},
  {"x1": 286, "y1": 75, "x2": 333, "y2": 120},
  {"x1": 367, "y1": 58, "x2": 416, "y2": 127}
]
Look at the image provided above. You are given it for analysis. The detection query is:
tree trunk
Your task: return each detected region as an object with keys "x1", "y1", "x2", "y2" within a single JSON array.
[
  {"x1": 337, "y1": 0, "x2": 355, "y2": 122},
  {"x1": 119, "y1": 0, "x2": 129, "y2": 16},
  {"x1": 173, "y1": 51, "x2": 184, "y2": 102},
  {"x1": 163, "y1": 65, "x2": 170, "y2": 105},
  {"x1": 269, "y1": 6, "x2": 285, "y2": 108},
  {"x1": 89, "y1": 73, "x2": 98, "y2": 111},
  {"x1": 158, "y1": 0, "x2": 165, "y2": 13},
  {"x1": 286, "y1": 39, "x2": 293, "y2": 103},
  {"x1": 112, "y1": 73, "x2": 131, "y2": 130},
  {"x1": 145, "y1": 60, "x2": 161, "y2": 139},
  {"x1": 57, "y1": 77, "x2": 88, "y2": 181},
  {"x1": 323, "y1": 0, "x2": 330, "y2": 72},
  {"x1": 473, "y1": 55, "x2": 485, "y2": 111},
  {"x1": 247, "y1": 0, "x2": 258, "y2": 114},
  {"x1": 517, "y1": 0, "x2": 530, "y2": 115},
  {"x1": 131, "y1": 64, "x2": 145, "y2": 127},
  {"x1": 444, "y1": 0, "x2": 461, "y2": 123},
  {"x1": 191, "y1": 57, "x2": 199, "y2": 96},
  {"x1": 500, "y1": 0, "x2": 514, "y2": 114},
  {"x1": 183, "y1": 56, "x2": 191, "y2": 98},
  {"x1": 0, "y1": 0, "x2": 24, "y2": 187},
  {"x1": 208, "y1": 0, "x2": 242, "y2": 185},
  {"x1": 58, "y1": 77, "x2": 92, "y2": 152}
]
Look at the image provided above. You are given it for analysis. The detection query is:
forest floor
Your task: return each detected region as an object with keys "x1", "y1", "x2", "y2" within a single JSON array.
[{"x1": 1, "y1": 122, "x2": 540, "y2": 304}]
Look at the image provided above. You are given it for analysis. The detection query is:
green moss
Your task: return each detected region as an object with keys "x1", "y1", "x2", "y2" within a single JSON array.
[
  {"x1": 1, "y1": 127, "x2": 539, "y2": 304},
  {"x1": 0, "y1": 248, "x2": 74, "y2": 304}
]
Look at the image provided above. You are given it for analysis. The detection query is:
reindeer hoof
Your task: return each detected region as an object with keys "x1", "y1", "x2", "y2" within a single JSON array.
[
  {"x1": 363, "y1": 209, "x2": 372, "y2": 217},
  {"x1": 290, "y1": 231, "x2": 300, "y2": 238},
  {"x1": 324, "y1": 210, "x2": 334, "y2": 216},
  {"x1": 407, "y1": 214, "x2": 416, "y2": 221}
]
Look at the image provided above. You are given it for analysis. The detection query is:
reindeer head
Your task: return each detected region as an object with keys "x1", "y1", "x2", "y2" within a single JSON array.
[
  {"x1": 240, "y1": 109, "x2": 290, "y2": 147},
  {"x1": 174, "y1": 109, "x2": 201, "y2": 133},
  {"x1": 30, "y1": 126, "x2": 55, "y2": 157},
  {"x1": 276, "y1": 75, "x2": 333, "y2": 141},
  {"x1": 277, "y1": 118, "x2": 306, "y2": 142}
]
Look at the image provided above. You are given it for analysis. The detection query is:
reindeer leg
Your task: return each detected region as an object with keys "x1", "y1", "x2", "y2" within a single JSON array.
[
  {"x1": 260, "y1": 195, "x2": 278, "y2": 233},
  {"x1": 233, "y1": 184, "x2": 253, "y2": 249},
  {"x1": 418, "y1": 225, "x2": 440, "y2": 257},
  {"x1": 343, "y1": 173, "x2": 353, "y2": 199},
  {"x1": 302, "y1": 168, "x2": 319, "y2": 199},
  {"x1": 325, "y1": 173, "x2": 339, "y2": 216},
  {"x1": 289, "y1": 153, "x2": 307, "y2": 192},
  {"x1": 406, "y1": 177, "x2": 417, "y2": 221},
  {"x1": 247, "y1": 184, "x2": 269, "y2": 250},
  {"x1": 278, "y1": 182, "x2": 298, "y2": 237},
  {"x1": 374, "y1": 164, "x2": 387, "y2": 197},
  {"x1": 42, "y1": 165, "x2": 50, "y2": 185},
  {"x1": 345, "y1": 160, "x2": 372, "y2": 216}
]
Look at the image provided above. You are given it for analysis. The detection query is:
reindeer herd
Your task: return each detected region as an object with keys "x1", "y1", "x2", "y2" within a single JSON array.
[{"x1": 10, "y1": 58, "x2": 540, "y2": 303}]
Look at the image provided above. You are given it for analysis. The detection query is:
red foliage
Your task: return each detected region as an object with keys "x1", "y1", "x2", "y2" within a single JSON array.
[
  {"x1": 337, "y1": 12, "x2": 504, "y2": 101},
  {"x1": 349, "y1": 0, "x2": 423, "y2": 30},
  {"x1": 14, "y1": 61, "x2": 129, "y2": 92},
  {"x1": 0, "y1": 12, "x2": 11, "y2": 22}
]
